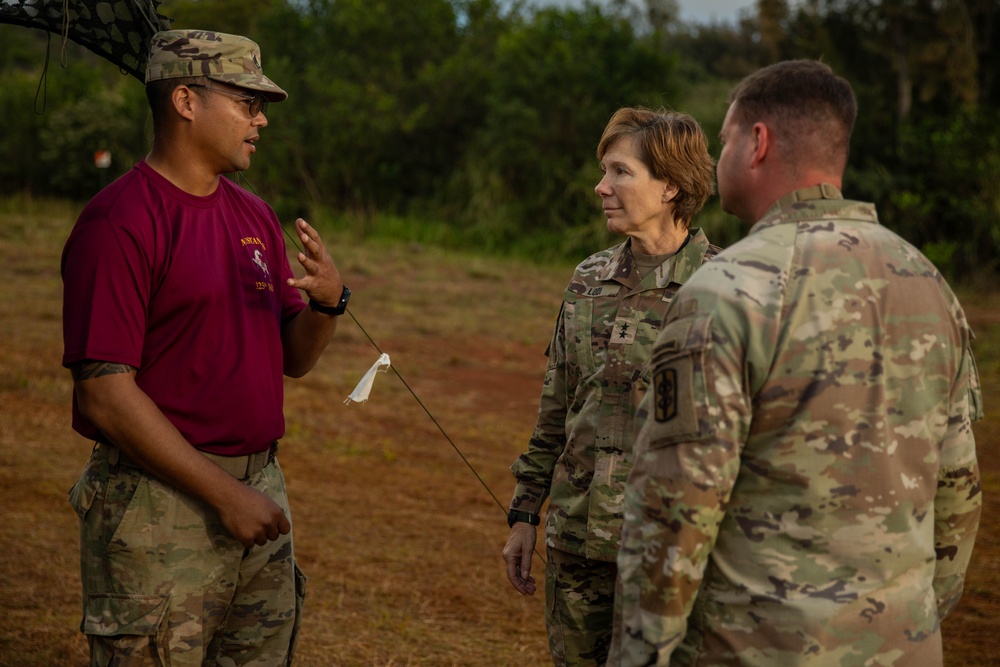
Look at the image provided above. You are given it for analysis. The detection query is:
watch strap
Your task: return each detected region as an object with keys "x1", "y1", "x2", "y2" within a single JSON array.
[
  {"x1": 309, "y1": 285, "x2": 351, "y2": 316},
  {"x1": 507, "y1": 509, "x2": 540, "y2": 528}
]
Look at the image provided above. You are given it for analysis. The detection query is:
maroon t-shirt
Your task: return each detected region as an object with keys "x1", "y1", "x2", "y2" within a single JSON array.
[{"x1": 61, "y1": 161, "x2": 306, "y2": 455}]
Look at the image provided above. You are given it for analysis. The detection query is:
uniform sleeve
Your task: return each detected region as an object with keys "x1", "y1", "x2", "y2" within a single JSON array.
[
  {"x1": 62, "y1": 216, "x2": 151, "y2": 369},
  {"x1": 932, "y1": 338, "x2": 983, "y2": 618},
  {"x1": 611, "y1": 295, "x2": 751, "y2": 667},
  {"x1": 508, "y1": 303, "x2": 569, "y2": 514}
]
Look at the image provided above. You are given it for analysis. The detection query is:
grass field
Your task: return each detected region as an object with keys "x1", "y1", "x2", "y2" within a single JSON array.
[{"x1": 0, "y1": 198, "x2": 997, "y2": 666}]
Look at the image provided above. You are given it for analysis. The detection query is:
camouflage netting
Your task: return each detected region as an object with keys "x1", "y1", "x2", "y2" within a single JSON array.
[{"x1": 0, "y1": 0, "x2": 173, "y2": 80}]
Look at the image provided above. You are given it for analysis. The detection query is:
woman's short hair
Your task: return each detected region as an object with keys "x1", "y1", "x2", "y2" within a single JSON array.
[{"x1": 597, "y1": 107, "x2": 716, "y2": 228}]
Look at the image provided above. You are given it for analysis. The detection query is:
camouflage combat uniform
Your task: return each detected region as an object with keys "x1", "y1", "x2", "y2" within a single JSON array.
[
  {"x1": 69, "y1": 444, "x2": 305, "y2": 667},
  {"x1": 611, "y1": 186, "x2": 983, "y2": 666},
  {"x1": 509, "y1": 230, "x2": 720, "y2": 666}
]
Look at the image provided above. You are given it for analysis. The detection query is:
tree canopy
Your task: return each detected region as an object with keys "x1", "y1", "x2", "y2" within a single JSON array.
[{"x1": 0, "y1": 0, "x2": 997, "y2": 279}]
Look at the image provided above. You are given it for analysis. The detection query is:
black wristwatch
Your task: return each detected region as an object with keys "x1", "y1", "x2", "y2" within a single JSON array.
[
  {"x1": 507, "y1": 509, "x2": 540, "y2": 528},
  {"x1": 309, "y1": 285, "x2": 351, "y2": 316}
]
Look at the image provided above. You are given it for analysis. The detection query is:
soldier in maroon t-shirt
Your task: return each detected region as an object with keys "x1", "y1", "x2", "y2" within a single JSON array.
[{"x1": 62, "y1": 30, "x2": 349, "y2": 665}]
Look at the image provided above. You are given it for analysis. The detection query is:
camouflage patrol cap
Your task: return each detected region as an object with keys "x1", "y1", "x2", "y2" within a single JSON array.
[{"x1": 146, "y1": 30, "x2": 288, "y2": 102}]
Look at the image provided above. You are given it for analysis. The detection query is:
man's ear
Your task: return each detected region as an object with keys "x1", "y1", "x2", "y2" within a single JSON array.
[
  {"x1": 750, "y1": 121, "x2": 770, "y2": 169},
  {"x1": 172, "y1": 85, "x2": 198, "y2": 121}
]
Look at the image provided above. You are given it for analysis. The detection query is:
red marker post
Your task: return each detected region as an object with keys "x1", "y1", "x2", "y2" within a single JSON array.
[{"x1": 94, "y1": 150, "x2": 111, "y2": 190}]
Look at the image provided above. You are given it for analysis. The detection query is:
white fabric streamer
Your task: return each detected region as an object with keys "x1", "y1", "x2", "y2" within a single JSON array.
[{"x1": 344, "y1": 353, "x2": 391, "y2": 405}]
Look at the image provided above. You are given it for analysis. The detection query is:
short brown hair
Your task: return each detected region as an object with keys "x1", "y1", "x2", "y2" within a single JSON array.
[
  {"x1": 597, "y1": 108, "x2": 715, "y2": 228},
  {"x1": 728, "y1": 59, "x2": 857, "y2": 171},
  {"x1": 145, "y1": 76, "x2": 208, "y2": 128}
]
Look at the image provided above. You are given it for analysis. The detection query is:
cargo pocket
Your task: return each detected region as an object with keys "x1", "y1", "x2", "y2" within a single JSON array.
[
  {"x1": 543, "y1": 555, "x2": 566, "y2": 664},
  {"x1": 287, "y1": 563, "x2": 308, "y2": 665},
  {"x1": 588, "y1": 452, "x2": 629, "y2": 557},
  {"x1": 83, "y1": 593, "x2": 169, "y2": 667}
]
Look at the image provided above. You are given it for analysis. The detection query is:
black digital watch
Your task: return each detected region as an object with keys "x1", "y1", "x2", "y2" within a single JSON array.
[
  {"x1": 507, "y1": 509, "x2": 540, "y2": 528},
  {"x1": 309, "y1": 285, "x2": 351, "y2": 316}
]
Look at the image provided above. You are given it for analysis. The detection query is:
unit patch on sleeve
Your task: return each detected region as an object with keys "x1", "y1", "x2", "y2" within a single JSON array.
[
  {"x1": 653, "y1": 368, "x2": 678, "y2": 422},
  {"x1": 644, "y1": 308, "x2": 713, "y2": 445}
]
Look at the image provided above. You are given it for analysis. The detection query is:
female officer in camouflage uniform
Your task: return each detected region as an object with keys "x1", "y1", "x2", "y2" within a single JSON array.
[{"x1": 502, "y1": 107, "x2": 720, "y2": 667}]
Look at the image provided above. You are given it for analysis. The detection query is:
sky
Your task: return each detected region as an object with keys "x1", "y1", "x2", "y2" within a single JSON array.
[
  {"x1": 672, "y1": 0, "x2": 757, "y2": 24},
  {"x1": 531, "y1": 0, "x2": 759, "y2": 25}
]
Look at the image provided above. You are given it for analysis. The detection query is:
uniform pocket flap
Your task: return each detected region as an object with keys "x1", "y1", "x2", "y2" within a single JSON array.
[
  {"x1": 67, "y1": 475, "x2": 99, "y2": 521},
  {"x1": 83, "y1": 594, "x2": 169, "y2": 637},
  {"x1": 68, "y1": 448, "x2": 109, "y2": 520}
]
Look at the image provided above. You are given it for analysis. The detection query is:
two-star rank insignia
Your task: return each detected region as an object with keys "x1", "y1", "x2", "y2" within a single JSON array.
[{"x1": 613, "y1": 316, "x2": 637, "y2": 344}]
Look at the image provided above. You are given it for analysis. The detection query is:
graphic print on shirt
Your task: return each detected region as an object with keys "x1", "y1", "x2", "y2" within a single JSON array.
[
  {"x1": 241, "y1": 235, "x2": 274, "y2": 293},
  {"x1": 253, "y1": 249, "x2": 270, "y2": 276}
]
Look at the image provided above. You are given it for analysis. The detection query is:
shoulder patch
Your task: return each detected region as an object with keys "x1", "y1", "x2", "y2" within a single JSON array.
[
  {"x1": 645, "y1": 309, "x2": 714, "y2": 445},
  {"x1": 653, "y1": 367, "x2": 678, "y2": 422}
]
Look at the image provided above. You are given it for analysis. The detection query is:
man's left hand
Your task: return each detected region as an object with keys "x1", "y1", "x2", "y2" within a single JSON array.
[{"x1": 286, "y1": 218, "x2": 343, "y2": 304}]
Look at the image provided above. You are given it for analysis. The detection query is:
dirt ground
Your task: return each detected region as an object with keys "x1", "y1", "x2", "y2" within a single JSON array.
[{"x1": 0, "y1": 202, "x2": 997, "y2": 665}]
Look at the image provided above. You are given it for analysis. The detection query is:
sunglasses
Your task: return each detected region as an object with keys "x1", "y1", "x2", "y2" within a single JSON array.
[{"x1": 188, "y1": 84, "x2": 269, "y2": 118}]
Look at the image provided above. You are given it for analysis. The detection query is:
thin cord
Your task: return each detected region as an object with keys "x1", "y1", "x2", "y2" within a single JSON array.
[
  {"x1": 346, "y1": 309, "x2": 509, "y2": 512},
  {"x1": 241, "y1": 174, "x2": 545, "y2": 564},
  {"x1": 276, "y1": 217, "x2": 508, "y2": 509},
  {"x1": 59, "y1": 0, "x2": 70, "y2": 68},
  {"x1": 33, "y1": 32, "x2": 50, "y2": 114}
]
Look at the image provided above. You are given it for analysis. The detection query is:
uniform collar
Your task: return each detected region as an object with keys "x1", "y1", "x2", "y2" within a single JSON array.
[
  {"x1": 600, "y1": 230, "x2": 711, "y2": 289},
  {"x1": 750, "y1": 184, "x2": 879, "y2": 235},
  {"x1": 773, "y1": 183, "x2": 843, "y2": 210}
]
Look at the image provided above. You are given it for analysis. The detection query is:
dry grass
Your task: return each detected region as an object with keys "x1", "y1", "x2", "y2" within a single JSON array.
[{"x1": 0, "y1": 198, "x2": 997, "y2": 666}]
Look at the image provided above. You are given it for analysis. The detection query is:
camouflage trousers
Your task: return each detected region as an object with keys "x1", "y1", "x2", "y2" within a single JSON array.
[
  {"x1": 544, "y1": 547, "x2": 617, "y2": 667},
  {"x1": 68, "y1": 443, "x2": 306, "y2": 667}
]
